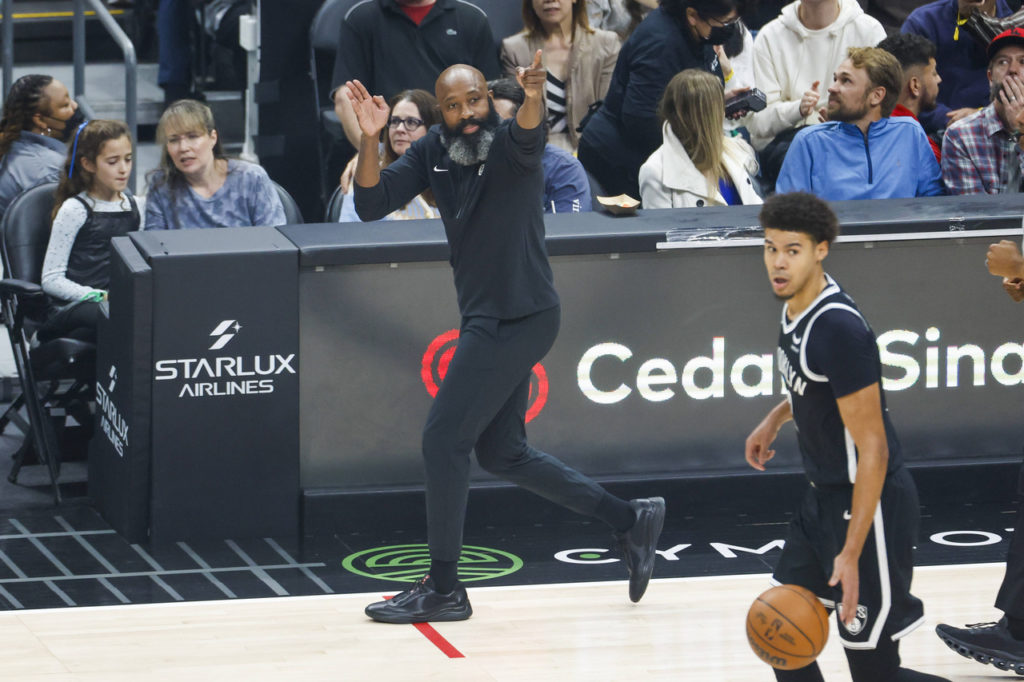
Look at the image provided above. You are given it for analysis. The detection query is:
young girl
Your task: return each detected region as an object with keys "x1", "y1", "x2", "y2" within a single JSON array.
[{"x1": 40, "y1": 119, "x2": 143, "y2": 341}]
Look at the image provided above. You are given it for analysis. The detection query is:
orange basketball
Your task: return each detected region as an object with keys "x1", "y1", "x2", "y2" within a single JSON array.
[{"x1": 746, "y1": 584, "x2": 829, "y2": 670}]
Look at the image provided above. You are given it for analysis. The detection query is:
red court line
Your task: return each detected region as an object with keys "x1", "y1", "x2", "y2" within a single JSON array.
[
  {"x1": 413, "y1": 622, "x2": 465, "y2": 658},
  {"x1": 381, "y1": 594, "x2": 466, "y2": 658}
]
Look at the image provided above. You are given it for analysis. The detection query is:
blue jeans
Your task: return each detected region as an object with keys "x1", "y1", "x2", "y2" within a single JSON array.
[{"x1": 157, "y1": 0, "x2": 191, "y2": 88}]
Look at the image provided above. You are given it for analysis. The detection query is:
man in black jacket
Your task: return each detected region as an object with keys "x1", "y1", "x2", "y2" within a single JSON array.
[
  {"x1": 577, "y1": 0, "x2": 741, "y2": 200},
  {"x1": 331, "y1": 0, "x2": 499, "y2": 148},
  {"x1": 345, "y1": 56, "x2": 665, "y2": 624}
]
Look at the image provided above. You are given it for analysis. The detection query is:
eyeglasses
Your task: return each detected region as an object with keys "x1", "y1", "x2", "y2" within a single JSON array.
[
  {"x1": 703, "y1": 15, "x2": 741, "y2": 28},
  {"x1": 388, "y1": 116, "x2": 425, "y2": 131}
]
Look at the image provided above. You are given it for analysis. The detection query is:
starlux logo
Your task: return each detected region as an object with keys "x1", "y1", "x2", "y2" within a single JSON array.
[
  {"x1": 421, "y1": 329, "x2": 549, "y2": 422},
  {"x1": 154, "y1": 318, "x2": 296, "y2": 398}
]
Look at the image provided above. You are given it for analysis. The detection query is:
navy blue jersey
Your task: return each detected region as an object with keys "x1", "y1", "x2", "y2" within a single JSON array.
[{"x1": 777, "y1": 275, "x2": 903, "y2": 486}]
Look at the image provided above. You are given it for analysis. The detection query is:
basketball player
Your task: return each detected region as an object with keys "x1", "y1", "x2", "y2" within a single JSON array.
[
  {"x1": 344, "y1": 54, "x2": 665, "y2": 624},
  {"x1": 932, "y1": 238, "x2": 1024, "y2": 673},
  {"x1": 744, "y1": 192, "x2": 947, "y2": 681}
]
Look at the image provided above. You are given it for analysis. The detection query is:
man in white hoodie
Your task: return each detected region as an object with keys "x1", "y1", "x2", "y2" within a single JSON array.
[{"x1": 749, "y1": 0, "x2": 886, "y2": 191}]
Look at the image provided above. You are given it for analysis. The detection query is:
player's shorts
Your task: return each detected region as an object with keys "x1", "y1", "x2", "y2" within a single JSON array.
[{"x1": 772, "y1": 466, "x2": 926, "y2": 650}]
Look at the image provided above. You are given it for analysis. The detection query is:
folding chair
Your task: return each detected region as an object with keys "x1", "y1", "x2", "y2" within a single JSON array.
[
  {"x1": 309, "y1": 0, "x2": 359, "y2": 206},
  {"x1": 0, "y1": 183, "x2": 97, "y2": 503}
]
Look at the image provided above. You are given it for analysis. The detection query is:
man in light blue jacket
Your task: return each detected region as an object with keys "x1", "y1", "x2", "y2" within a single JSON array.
[{"x1": 776, "y1": 46, "x2": 945, "y2": 201}]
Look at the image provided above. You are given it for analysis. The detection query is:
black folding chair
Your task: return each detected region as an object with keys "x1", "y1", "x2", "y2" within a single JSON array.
[
  {"x1": 0, "y1": 183, "x2": 97, "y2": 503},
  {"x1": 309, "y1": 0, "x2": 359, "y2": 206},
  {"x1": 323, "y1": 184, "x2": 345, "y2": 222},
  {"x1": 273, "y1": 181, "x2": 305, "y2": 224}
]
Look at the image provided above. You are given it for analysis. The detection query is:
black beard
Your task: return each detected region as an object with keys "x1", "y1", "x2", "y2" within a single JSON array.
[
  {"x1": 992, "y1": 79, "x2": 1006, "y2": 104},
  {"x1": 440, "y1": 105, "x2": 501, "y2": 166}
]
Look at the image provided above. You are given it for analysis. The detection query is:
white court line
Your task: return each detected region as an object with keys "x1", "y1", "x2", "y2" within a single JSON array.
[{"x1": 0, "y1": 560, "x2": 1005, "y2": 616}]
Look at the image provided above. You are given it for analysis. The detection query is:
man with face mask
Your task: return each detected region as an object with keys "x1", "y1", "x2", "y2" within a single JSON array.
[
  {"x1": 345, "y1": 56, "x2": 665, "y2": 624},
  {"x1": 776, "y1": 46, "x2": 945, "y2": 200},
  {"x1": 0, "y1": 75, "x2": 86, "y2": 219},
  {"x1": 942, "y1": 28, "x2": 1024, "y2": 194},
  {"x1": 577, "y1": 0, "x2": 745, "y2": 200}
]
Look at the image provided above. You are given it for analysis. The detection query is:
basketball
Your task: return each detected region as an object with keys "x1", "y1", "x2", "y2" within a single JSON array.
[{"x1": 746, "y1": 584, "x2": 829, "y2": 670}]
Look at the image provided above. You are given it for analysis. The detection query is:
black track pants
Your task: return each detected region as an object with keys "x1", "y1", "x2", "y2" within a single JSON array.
[{"x1": 422, "y1": 305, "x2": 608, "y2": 561}]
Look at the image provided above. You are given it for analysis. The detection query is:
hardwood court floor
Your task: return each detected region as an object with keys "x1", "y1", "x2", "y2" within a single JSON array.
[{"x1": 0, "y1": 562, "x2": 1014, "y2": 681}]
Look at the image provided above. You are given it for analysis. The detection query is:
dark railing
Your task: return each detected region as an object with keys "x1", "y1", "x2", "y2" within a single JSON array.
[
  {"x1": 1, "y1": 0, "x2": 13, "y2": 97},
  {"x1": 73, "y1": 0, "x2": 138, "y2": 191}
]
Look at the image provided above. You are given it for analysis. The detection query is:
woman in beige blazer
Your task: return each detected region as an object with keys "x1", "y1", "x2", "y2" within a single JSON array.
[{"x1": 501, "y1": 0, "x2": 620, "y2": 153}]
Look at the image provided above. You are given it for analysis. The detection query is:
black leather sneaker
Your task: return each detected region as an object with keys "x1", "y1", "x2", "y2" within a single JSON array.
[
  {"x1": 615, "y1": 496, "x2": 666, "y2": 603},
  {"x1": 365, "y1": 576, "x2": 473, "y2": 624},
  {"x1": 936, "y1": 618, "x2": 1024, "y2": 675}
]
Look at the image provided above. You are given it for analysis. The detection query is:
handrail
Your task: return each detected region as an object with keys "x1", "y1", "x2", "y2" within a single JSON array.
[
  {"x1": 73, "y1": 0, "x2": 138, "y2": 191},
  {"x1": 2, "y1": 0, "x2": 13, "y2": 98}
]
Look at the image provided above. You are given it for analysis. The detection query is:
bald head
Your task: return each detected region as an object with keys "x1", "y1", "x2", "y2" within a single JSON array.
[{"x1": 435, "y1": 65, "x2": 487, "y2": 101}]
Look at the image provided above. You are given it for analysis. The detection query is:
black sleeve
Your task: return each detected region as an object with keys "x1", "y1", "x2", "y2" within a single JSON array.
[
  {"x1": 353, "y1": 136, "x2": 431, "y2": 221},
  {"x1": 805, "y1": 308, "x2": 880, "y2": 399},
  {"x1": 505, "y1": 119, "x2": 546, "y2": 173}
]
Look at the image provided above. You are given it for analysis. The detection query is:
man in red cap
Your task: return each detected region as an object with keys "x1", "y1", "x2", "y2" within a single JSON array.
[{"x1": 941, "y1": 27, "x2": 1024, "y2": 194}]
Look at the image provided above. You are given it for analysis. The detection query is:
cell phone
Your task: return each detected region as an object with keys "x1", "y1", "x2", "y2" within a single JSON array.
[{"x1": 724, "y1": 88, "x2": 767, "y2": 118}]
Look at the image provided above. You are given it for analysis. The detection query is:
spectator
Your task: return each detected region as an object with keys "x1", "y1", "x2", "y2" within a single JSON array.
[
  {"x1": 501, "y1": 0, "x2": 620, "y2": 153},
  {"x1": 742, "y1": 0, "x2": 785, "y2": 31},
  {"x1": 776, "y1": 47, "x2": 945, "y2": 200},
  {"x1": 862, "y1": 0, "x2": 922, "y2": 33},
  {"x1": 330, "y1": 0, "x2": 500, "y2": 149},
  {"x1": 902, "y1": 0, "x2": 1016, "y2": 133},
  {"x1": 145, "y1": 99, "x2": 286, "y2": 229},
  {"x1": 748, "y1": 0, "x2": 886, "y2": 192},
  {"x1": 639, "y1": 69, "x2": 761, "y2": 208},
  {"x1": 720, "y1": 18, "x2": 757, "y2": 130},
  {"x1": 878, "y1": 32, "x2": 944, "y2": 161},
  {"x1": 0, "y1": 75, "x2": 84, "y2": 220},
  {"x1": 577, "y1": 0, "x2": 745, "y2": 200},
  {"x1": 41, "y1": 120, "x2": 143, "y2": 341},
  {"x1": 198, "y1": 0, "x2": 255, "y2": 91},
  {"x1": 588, "y1": 0, "x2": 656, "y2": 38},
  {"x1": 488, "y1": 78, "x2": 592, "y2": 213},
  {"x1": 157, "y1": 0, "x2": 193, "y2": 105},
  {"x1": 942, "y1": 28, "x2": 1024, "y2": 194},
  {"x1": 339, "y1": 90, "x2": 441, "y2": 222}
]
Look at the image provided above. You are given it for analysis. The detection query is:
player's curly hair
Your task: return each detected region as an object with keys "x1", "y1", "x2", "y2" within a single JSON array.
[
  {"x1": 759, "y1": 192, "x2": 840, "y2": 245},
  {"x1": 0, "y1": 74, "x2": 54, "y2": 159}
]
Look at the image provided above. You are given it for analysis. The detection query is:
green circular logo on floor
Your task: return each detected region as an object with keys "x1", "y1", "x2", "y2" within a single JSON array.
[{"x1": 342, "y1": 544, "x2": 523, "y2": 583}]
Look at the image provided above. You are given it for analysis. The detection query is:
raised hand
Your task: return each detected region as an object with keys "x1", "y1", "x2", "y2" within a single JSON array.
[
  {"x1": 344, "y1": 79, "x2": 390, "y2": 140},
  {"x1": 999, "y1": 74, "x2": 1024, "y2": 138},
  {"x1": 516, "y1": 49, "x2": 546, "y2": 102},
  {"x1": 800, "y1": 81, "x2": 821, "y2": 119}
]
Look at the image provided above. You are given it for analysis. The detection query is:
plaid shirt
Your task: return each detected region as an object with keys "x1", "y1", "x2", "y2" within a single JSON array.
[{"x1": 941, "y1": 104, "x2": 1024, "y2": 195}]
